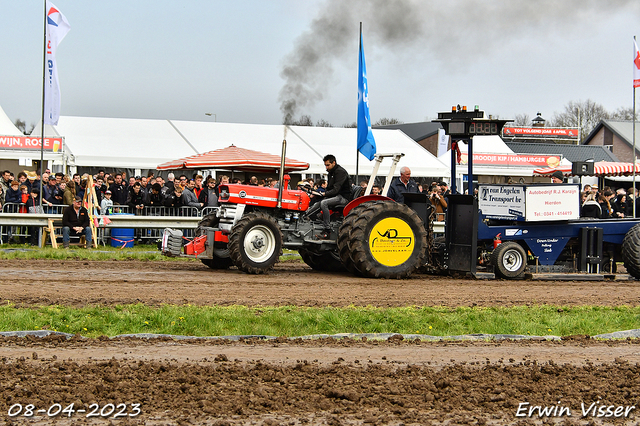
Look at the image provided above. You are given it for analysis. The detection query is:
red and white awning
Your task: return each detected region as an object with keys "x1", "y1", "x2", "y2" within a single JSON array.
[
  {"x1": 157, "y1": 145, "x2": 309, "y2": 172},
  {"x1": 533, "y1": 161, "x2": 640, "y2": 177}
]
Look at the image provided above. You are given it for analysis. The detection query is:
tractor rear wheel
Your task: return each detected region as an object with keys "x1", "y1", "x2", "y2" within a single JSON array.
[
  {"x1": 228, "y1": 212, "x2": 283, "y2": 274},
  {"x1": 337, "y1": 202, "x2": 376, "y2": 276},
  {"x1": 348, "y1": 201, "x2": 427, "y2": 279},
  {"x1": 622, "y1": 223, "x2": 640, "y2": 279},
  {"x1": 491, "y1": 242, "x2": 527, "y2": 279},
  {"x1": 299, "y1": 248, "x2": 345, "y2": 272}
]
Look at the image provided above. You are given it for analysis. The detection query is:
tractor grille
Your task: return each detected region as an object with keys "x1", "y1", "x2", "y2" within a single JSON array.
[{"x1": 218, "y1": 205, "x2": 237, "y2": 232}]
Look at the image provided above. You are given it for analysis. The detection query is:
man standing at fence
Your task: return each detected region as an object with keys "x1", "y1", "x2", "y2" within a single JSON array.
[
  {"x1": 182, "y1": 179, "x2": 204, "y2": 208},
  {"x1": 109, "y1": 173, "x2": 128, "y2": 206},
  {"x1": 62, "y1": 196, "x2": 92, "y2": 249},
  {"x1": 198, "y1": 177, "x2": 218, "y2": 207}
]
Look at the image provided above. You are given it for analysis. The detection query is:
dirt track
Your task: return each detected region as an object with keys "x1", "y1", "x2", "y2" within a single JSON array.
[
  {"x1": 2, "y1": 259, "x2": 640, "y2": 308},
  {"x1": 1, "y1": 259, "x2": 640, "y2": 425}
]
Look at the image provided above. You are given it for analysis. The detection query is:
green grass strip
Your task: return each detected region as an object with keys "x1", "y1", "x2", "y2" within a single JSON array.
[
  {"x1": 0, "y1": 245, "x2": 183, "y2": 261},
  {"x1": 0, "y1": 304, "x2": 639, "y2": 339},
  {"x1": 0, "y1": 245, "x2": 301, "y2": 262}
]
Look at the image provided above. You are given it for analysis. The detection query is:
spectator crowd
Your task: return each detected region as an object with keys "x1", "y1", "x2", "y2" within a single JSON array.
[{"x1": 0, "y1": 167, "x2": 638, "y2": 224}]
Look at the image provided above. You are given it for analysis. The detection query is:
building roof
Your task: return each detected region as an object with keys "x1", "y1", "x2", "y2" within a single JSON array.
[
  {"x1": 373, "y1": 121, "x2": 442, "y2": 141},
  {"x1": 505, "y1": 141, "x2": 619, "y2": 163},
  {"x1": 583, "y1": 120, "x2": 640, "y2": 153}
]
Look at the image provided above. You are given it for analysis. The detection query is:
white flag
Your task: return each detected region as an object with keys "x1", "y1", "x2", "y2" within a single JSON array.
[
  {"x1": 634, "y1": 39, "x2": 640, "y2": 88},
  {"x1": 44, "y1": 1, "x2": 71, "y2": 125},
  {"x1": 437, "y1": 128, "x2": 449, "y2": 158}
]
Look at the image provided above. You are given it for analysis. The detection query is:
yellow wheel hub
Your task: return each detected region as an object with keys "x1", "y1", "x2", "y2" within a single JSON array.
[{"x1": 368, "y1": 217, "x2": 415, "y2": 267}]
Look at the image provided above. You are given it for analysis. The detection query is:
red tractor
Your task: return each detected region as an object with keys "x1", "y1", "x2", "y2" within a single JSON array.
[{"x1": 161, "y1": 154, "x2": 433, "y2": 279}]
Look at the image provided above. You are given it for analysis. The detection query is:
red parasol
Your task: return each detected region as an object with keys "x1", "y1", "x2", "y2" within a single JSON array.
[{"x1": 157, "y1": 145, "x2": 309, "y2": 172}]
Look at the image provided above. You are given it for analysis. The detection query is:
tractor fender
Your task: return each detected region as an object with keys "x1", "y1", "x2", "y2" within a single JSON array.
[{"x1": 343, "y1": 195, "x2": 393, "y2": 216}]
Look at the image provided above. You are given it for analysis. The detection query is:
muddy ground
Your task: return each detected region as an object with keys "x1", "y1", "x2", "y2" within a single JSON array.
[
  {"x1": 1, "y1": 259, "x2": 639, "y2": 308},
  {"x1": 1, "y1": 259, "x2": 640, "y2": 425}
]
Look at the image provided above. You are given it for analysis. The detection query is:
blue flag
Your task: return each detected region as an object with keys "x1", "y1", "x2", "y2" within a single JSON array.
[{"x1": 357, "y1": 32, "x2": 376, "y2": 161}]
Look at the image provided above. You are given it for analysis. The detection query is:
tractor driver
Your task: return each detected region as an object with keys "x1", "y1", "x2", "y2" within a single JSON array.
[{"x1": 304, "y1": 154, "x2": 351, "y2": 240}]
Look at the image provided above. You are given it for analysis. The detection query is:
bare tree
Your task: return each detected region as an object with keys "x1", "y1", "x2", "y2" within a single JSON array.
[
  {"x1": 315, "y1": 119, "x2": 333, "y2": 127},
  {"x1": 610, "y1": 107, "x2": 636, "y2": 121},
  {"x1": 505, "y1": 113, "x2": 531, "y2": 127},
  {"x1": 549, "y1": 99, "x2": 609, "y2": 143},
  {"x1": 374, "y1": 118, "x2": 403, "y2": 126},
  {"x1": 285, "y1": 115, "x2": 313, "y2": 126},
  {"x1": 342, "y1": 122, "x2": 357, "y2": 128}
]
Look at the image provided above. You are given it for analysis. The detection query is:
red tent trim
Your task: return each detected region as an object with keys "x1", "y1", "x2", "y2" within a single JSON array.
[{"x1": 533, "y1": 162, "x2": 640, "y2": 177}]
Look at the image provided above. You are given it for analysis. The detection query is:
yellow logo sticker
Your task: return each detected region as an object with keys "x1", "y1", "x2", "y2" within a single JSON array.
[{"x1": 369, "y1": 217, "x2": 415, "y2": 267}]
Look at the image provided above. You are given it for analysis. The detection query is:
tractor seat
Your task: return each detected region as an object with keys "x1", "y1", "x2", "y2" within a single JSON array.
[{"x1": 332, "y1": 185, "x2": 364, "y2": 215}]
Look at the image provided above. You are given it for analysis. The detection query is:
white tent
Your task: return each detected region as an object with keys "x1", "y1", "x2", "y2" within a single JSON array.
[
  {"x1": 171, "y1": 121, "x2": 450, "y2": 178},
  {"x1": 34, "y1": 116, "x2": 198, "y2": 169},
  {"x1": 31, "y1": 116, "x2": 450, "y2": 178},
  {"x1": 0, "y1": 105, "x2": 23, "y2": 136}
]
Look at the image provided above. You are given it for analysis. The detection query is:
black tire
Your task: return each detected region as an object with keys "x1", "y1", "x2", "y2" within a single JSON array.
[
  {"x1": 337, "y1": 202, "x2": 376, "y2": 276},
  {"x1": 299, "y1": 248, "x2": 345, "y2": 272},
  {"x1": 195, "y1": 213, "x2": 219, "y2": 236},
  {"x1": 201, "y1": 256, "x2": 233, "y2": 270},
  {"x1": 348, "y1": 201, "x2": 427, "y2": 279},
  {"x1": 195, "y1": 212, "x2": 232, "y2": 269},
  {"x1": 491, "y1": 242, "x2": 527, "y2": 279},
  {"x1": 622, "y1": 223, "x2": 640, "y2": 279},
  {"x1": 228, "y1": 212, "x2": 283, "y2": 274}
]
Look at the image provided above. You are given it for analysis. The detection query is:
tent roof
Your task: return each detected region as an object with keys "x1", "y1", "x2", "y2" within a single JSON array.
[
  {"x1": 373, "y1": 121, "x2": 442, "y2": 141},
  {"x1": 33, "y1": 116, "x2": 449, "y2": 177},
  {"x1": 0, "y1": 105, "x2": 24, "y2": 136},
  {"x1": 157, "y1": 145, "x2": 309, "y2": 172},
  {"x1": 34, "y1": 116, "x2": 198, "y2": 169},
  {"x1": 533, "y1": 161, "x2": 640, "y2": 177},
  {"x1": 438, "y1": 135, "x2": 515, "y2": 167},
  {"x1": 506, "y1": 141, "x2": 619, "y2": 163}
]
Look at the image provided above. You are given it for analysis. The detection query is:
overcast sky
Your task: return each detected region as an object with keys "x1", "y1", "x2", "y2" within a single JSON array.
[{"x1": 1, "y1": 0, "x2": 640, "y2": 129}]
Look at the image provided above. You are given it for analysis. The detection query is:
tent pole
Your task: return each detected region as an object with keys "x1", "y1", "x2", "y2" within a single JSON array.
[{"x1": 355, "y1": 150, "x2": 359, "y2": 187}]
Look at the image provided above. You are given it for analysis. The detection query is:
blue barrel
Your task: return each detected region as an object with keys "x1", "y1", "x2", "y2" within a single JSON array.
[{"x1": 110, "y1": 213, "x2": 135, "y2": 248}]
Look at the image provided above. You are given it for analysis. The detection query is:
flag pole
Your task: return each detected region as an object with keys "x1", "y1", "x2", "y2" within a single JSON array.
[
  {"x1": 355, "y1": 22, "x2": 362, "y2": 186},
  {"x1": 634, "y1": 36, "x2": 638, "y2": 218},
  {"x1": 39, "y1": 0, "x2": 47, "y2": 209}
]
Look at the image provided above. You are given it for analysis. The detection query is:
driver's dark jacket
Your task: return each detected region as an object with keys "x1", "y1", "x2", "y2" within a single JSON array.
[{"x1": 325, "y1": 163, "x2": 351, "y2": 199}]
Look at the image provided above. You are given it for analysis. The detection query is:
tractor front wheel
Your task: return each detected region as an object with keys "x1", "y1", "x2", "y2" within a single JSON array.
[{"x1": 228, "y1": 212, "x2": 283, "y2": 274}]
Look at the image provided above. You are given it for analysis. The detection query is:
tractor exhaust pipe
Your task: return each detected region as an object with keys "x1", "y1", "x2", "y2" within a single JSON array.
[{"x1": 277, "y1": 127, "x2": 288, "y2": 208}]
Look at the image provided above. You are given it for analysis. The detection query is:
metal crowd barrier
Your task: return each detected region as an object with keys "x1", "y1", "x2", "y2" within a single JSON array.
[
  {"x1": 0, "y1": 203, "x2": 205, "y2": 246},
  {"x1": 0, "y1": 203, "x2": 67, "y2": 244}
]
